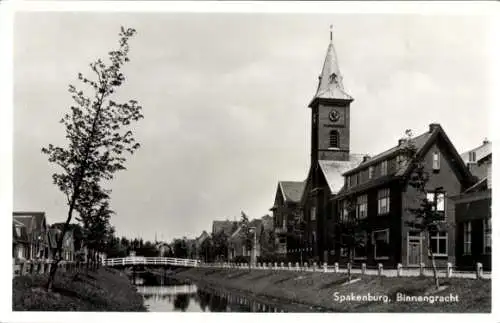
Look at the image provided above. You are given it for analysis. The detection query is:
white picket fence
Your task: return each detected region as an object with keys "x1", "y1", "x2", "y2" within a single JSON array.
[{"x1": 201, "y1": 261, "x2": 491, "y2": 280}]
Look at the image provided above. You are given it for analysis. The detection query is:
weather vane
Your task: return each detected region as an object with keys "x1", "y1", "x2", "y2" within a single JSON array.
[{"x1": 330, "y1": 24, "x2": 333, "y2": 41}]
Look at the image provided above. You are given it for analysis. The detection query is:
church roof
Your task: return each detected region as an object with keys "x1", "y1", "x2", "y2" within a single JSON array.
[
  {"x1": 279, "y1": 181, "x2": 306, "y2": 203},
  {"x1": 318, "y1": 154, "x2": 365, "y2": 195},
  {"x1": 309, "y1": 29, "x2": 353, "y2": 106}
]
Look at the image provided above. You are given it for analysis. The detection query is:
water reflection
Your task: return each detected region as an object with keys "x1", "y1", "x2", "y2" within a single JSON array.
[{"x1": 138, "y1": 282, "x2": 287, "y2": 312}]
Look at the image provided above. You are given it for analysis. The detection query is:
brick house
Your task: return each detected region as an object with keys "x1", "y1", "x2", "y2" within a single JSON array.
[
  {"x1": 336, "y1": 124, "x2": 476, "y2": 268},
  {"x1": 13, "y1": 212, "x2": 50, "y2": 260},
  {"x1": 269, "y1": 181, "x2": 305, "y2": 256},
  {"x1": 48, "y1": 228, "x2": 75, "y2": 261},
  {"x1": 452, "y1": 141, "x2": 492, "y2": 270}
]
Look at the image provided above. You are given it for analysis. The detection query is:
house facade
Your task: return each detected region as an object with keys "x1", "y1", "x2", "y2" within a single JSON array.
[
  {"x1": 336, "y1": 124, "x2": 475, "y2": 268},
  {"x1": 13, "y1": 212, "x2": 50, "y2": 261},
  {"x1": 48, "y1": 228, "x2": 75, "y2": 261},
  {"x1": 269, "y1": 181, "x2": 305, "y2": 256},
  {"x1": 452, "y1": 141, "x2": 492, "y2": 270}
]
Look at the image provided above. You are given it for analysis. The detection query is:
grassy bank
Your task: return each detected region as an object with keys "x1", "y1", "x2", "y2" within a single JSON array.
[
  {"x1": 174, "y1": 267, "x2": 491, "y2": 312},
  {"x1": 13, "y1": 267, "x2": 146, "y2": 311}
]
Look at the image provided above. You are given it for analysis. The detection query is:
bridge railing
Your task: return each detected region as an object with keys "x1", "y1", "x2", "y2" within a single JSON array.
[{"x1": 105, "y1": 257, "x2": 200, "y2": 267}]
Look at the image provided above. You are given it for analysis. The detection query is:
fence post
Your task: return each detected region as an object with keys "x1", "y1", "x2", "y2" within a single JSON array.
[
  {"x1": 280, "y1": 262, "x2": 284, "y2": 270},
  {"x1": 361, "y1": 263, "x2": 366, "y2": 275},
  {"x1": 334, "y1": 262, "x2": 339, "y2": 273},
  {"x1": 378, "y1": 263, "x2": 383, "y2": 277},
  {"x1": 447, "y1": 262, "x2": 453, "y2": 278},
  {"x1": 476, "y1": 262, "x2": 483, "y2": 279},
  {"x1": 419, "y1": 262, "x2": 425, "y2": 276},
  {"x1": 274, "y1": 262, "x2": 278, "y2": 270},
  {"x1": 347, "y1": 262, "x2": 351, "y2": 275},
  {"x1": 323, "y1": 262, "x2": 328, "y2": 273},
  {"x1": 295, "y1": 262, "x2": 299, "y2": 271},
  {"x1": 304, "y1": 262, "x2": 308, "y2": 272},
  {"x1": 288, "y1": 262, "x2": 292, "y2": 270},
  {"x1": 397, "y1": 263, "x2": 403, "y2": 277},
  {"x1": 313, "y1": 262, "x2": 318, "y2": 272}
]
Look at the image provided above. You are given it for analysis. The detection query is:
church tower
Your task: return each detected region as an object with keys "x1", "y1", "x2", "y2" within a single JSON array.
[{"x1": 309, "y1": 28, "x2": 353, "y2": 166}]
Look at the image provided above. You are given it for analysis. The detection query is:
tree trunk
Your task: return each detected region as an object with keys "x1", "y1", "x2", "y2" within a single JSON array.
[{"x1": 429, "y1": 249, "x2": 440, "y2": 289}]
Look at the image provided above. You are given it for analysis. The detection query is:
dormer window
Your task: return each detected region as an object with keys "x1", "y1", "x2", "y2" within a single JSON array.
[
  {"x1": 368, "y1": 166, "x2": 374, "y2": 179},
  {"x1": 329, "y1": 130, "x2": 339, "y2": 148},
  {"x1": 469, "y1": 151, "x2": 476, "y2": 163},
  {"x1": 432, "y1": 151, "x2": 440, "y2": 171},
  {"x1": 380, "y1": 160, "x2": 388, "y2": 176}
]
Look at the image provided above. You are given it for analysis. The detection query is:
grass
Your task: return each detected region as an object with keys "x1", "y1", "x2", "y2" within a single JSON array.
[
  {"x1": 175, "y1": 267, "x2": 491, "y2": 312},
  {"x1": 13, "y1": 267, "x2": 147, "y2": 311}
]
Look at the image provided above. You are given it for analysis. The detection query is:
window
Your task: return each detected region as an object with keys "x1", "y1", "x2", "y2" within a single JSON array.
[
  {"x1": 340, "y1": 200, "x2": 349, "y2": 223},
  {"x1": 432, "y1": 151, "x2": 440, "y2": 171},
  {"x1": 372, "y1": 229, "x2": 390, "y2": 259},
  {"x1": 484, "y1": 218, "x2": 491, "y2": 254},
  {"x1": 377, "y1": 188, "x2": 390, "y2": 215},
  {"x1": 463, "y1": 222, "x2": 472, "y2": 255},
  {"x1": 340, "y1": 247, "x2": 348, "y2": 258},
  {"x1": 353, "y1": 231, "x2": 368, "y2": 259},
  {"x1": 380, "y1": 160, "x2": 388, "y2": 176},
  {"x1": 356, "y1": 195, "x2": 368, "y2": 219},
  {"x1": 310, "y1": 206, "x2": 316, "y2": 221},
  {"x1": 329, "y1": 130, "x2": 339, "y2": 148},
  {"x1": 368, "y1": 166, "x2": 374, "y2": 179},
  {"x1": 469, "y1": 151, "x2": 476, "y2": 163},
  {"x1": 426, "y1": 191, "x2": 445, "y2": 220},
  {"x1": 430, "y1": 232, "x2": 448, "y2": 256},
  {"x1": 346, "y1": 176, "x2": 351, "y2": 189}
]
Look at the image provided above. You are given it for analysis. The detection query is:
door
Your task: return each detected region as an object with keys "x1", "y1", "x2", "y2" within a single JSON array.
[{"x1": 408, "y1": 233, "x2": 422, "y2": 266}]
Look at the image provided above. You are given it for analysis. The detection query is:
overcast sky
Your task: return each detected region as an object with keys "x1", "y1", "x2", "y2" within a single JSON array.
[{"x1": 13, "y1": 12, "x2": 493, "y2": 242}]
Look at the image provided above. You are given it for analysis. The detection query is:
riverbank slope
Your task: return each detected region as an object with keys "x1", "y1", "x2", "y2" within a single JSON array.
[
  {"x1": 13, "y1": 267, "x2": 146, "y2": 311},
  {"x1": 174, "y1": 267, "x2": 490, "y2": 312}
]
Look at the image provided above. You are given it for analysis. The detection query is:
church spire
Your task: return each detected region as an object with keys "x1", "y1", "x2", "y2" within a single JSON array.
[{"x1": 311, "y1": 26, "x2": 352, "y2": 105}]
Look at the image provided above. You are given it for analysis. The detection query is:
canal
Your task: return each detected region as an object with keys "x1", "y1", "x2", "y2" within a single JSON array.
[{"x1": 133, "y1": 272, "x2": 323, "y2": 312}]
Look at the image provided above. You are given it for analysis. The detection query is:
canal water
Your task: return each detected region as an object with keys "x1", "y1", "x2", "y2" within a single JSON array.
[{"x1": 134, "y1": 273, "x2": 310, "y2": 312}]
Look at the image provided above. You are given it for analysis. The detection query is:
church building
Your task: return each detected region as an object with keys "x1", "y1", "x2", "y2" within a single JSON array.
[{"x1": 272, "y1": 28, "x2": 481, "y2": 268}]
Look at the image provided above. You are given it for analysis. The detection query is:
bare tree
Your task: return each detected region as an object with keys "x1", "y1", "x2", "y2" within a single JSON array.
[{"x1": 41, "y1": 27, "x2": 143, "y2": 291}]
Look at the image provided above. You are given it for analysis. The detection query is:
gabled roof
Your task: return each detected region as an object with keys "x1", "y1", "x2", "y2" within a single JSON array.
[
  {"x1": 279, "y1": 181, "x2": 306, "y2": 203},
  {"x1": 461, "y1": 140, "x2": 492, "y2": 164},
  {"x1": 338, "y1": 124, "x2": 476, "y2": 197},
  {"x1": 319, "y1": 155, "x2": 365, "y2": 195},
  {"x1": 13, "y1": 212, "x2": 47, "y2": 235},
  {"x1": 343, "y1": 131, "x2": 432, "y2": 176},
  {"x1": 309, "y1": 30, "x2": 353, "y2": 106},
  {"x1": 212, "y1": 220, "x2": 238, "y2": 236}
]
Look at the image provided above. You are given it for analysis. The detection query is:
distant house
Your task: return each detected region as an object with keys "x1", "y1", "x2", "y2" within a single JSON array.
[
  {"x1": 13, "y1": 212, "x2": 49, "y2": 260},
  {"x1": 48, "y1": 228, "x2": 75, "y2": 261},
  {"x1": 194, "y1": 231, "x2": 210, "y2": 259},
  {"x1": 270, "y1": 181, "x2": 305, "y2": 256},
  {"x1": 156, "y1": 242, "x2": 172, "y2": 257},
  {"x1": 452, "y1": 140, "x2": 492, "y2": 270},
  {"x1": 212, "y1": 220, "x2": 239, "y2": 237},
  {"x1": 228, "y1": 216, "x2": 273, "y2": 261}
]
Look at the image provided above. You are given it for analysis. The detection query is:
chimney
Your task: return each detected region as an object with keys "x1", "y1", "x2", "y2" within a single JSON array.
[
  {"x1": 483, "y1": 138, "x2": 490, "y2": 145},
  {"x1": 429, "y1": 123, "x2": 440, "y2": 132},
  {"x1": 362, "y1": 155, "x2": 371, "y2": 162},
  {"x1": 398, "y1": 138, "x2": 407, "y2": 146}
]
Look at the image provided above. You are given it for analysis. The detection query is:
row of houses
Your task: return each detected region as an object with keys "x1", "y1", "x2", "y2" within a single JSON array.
[
  {"x1": 269, "y1": 31, "x2": 492, "y2": 270},
  {"x1": 12, "y1": 211, "x2": 101, "y2": 263}
]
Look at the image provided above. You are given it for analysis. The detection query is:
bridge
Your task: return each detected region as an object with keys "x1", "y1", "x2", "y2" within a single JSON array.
[
  {"x1": 137, "y1": 284, "x2": 198, "y2": 296},
  {"x1": 105, "y1": 256, "x2": 200, "y2": 268}
]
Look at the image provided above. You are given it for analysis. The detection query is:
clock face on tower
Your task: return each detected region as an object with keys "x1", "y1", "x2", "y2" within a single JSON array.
[{"x1": 329, "y1": 109, "x2": 340, "y2": 122}]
